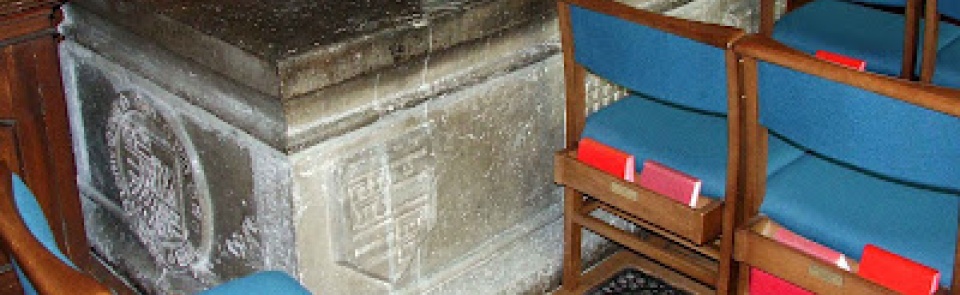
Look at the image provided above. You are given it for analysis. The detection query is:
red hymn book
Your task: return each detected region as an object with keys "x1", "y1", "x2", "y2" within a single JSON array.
[
  {"x1": 577, "y1": 138, "x2": 635, "y2": 182},
  {"x1": 858, "y1": 244, "x2": 940, "y2": 295},
  {"x1": 638, "y1": 160, "x2": 701, "y2": 207},
  {"x1": 749, "y1": 268, "x2": 814, "y2": 295},
  {"x1": 815, "y1": 50, "x2": 867, "y2": 72},
  {"x1": 773, "y1": 227, "x2": 849, "y2": 271},
  {"x1": 749, "y1": 222, "x2": 848, "y2": 295}
]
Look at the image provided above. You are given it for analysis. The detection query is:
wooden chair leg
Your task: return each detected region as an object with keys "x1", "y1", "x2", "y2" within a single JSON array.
[
  {"x1": 562, "y1": 188, "x2": 585, "y2": 292},
  {"x1": 952, "y1": 198, "x2": 960, "y2": 295},
  {"x1": 759, "y1": 0, "x2": 776, "y2": 36},
  {"x1": 736, "y1": 264, "x2": 752, "y2": 295},
  {"x1": 921, "y1": 0, "x2": 941, "y2": 83},
  {"x1": 900, "y1": 0, "x2": 922, "y2": 80}
]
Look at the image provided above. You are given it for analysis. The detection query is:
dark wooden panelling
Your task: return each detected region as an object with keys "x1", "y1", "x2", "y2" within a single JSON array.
[{"x1": 0, "y1": 1, "x2": 96, "y2": 291}]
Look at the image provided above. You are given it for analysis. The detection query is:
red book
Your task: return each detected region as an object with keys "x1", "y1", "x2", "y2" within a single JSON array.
[
  {"x1": 577, "y1": 138, "x2": 635, "y2": 181},
  {"x1": 637, "y1": 160, "x2": 701, "y2": 207},
  {"x1": 773, "y1": 227, "x2": 850, "y2": 271},
  {"x1": 816, "y1": 50, "x2": 867, "y2": 71},
  {"x1": 858, "y1": 244, "x2": 940, "y2": 295},
  {"x1": 749, "y1": 268, "x2": 814, "y2": 295}
]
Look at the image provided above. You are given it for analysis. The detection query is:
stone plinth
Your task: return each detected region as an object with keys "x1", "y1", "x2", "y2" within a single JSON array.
[{"x1": 59, "y1": 0, "x2": 756, "y2": 293}]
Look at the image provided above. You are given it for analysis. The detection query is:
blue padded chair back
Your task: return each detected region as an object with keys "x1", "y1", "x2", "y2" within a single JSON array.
[
  {"x1": 849, "y1": 0, "x2": 907, "y2": 7},
  {"x1": 757, "y1": 62, "x2": 960, "y2": 192},
  {"x1": 11, "y1": 173, "x2": 76, "y2": 295},
  {"x1": 941, "y1": 0, "x2": 960, "y2": 21},
  {"x1": 570, "y1": 5, "x2": 729, "y2": 114}
]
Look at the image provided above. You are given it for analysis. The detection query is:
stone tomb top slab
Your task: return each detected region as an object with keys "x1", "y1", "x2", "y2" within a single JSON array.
[{"x1": 70, "y1": 0, "x2": 554, "y2": 99}]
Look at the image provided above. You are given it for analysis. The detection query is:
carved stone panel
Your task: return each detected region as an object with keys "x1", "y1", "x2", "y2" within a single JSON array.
[
  {"x1": 61, "y1": 41, "x2": 296, "y2": 294},
  {"x1": 333, "y1": 125, "x2": 436, "y2": 285},
  {"x1": 106, "y1": 90, "x2": 214, "y2": 272}
]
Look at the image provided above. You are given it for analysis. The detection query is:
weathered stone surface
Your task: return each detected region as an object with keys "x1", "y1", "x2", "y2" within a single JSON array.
[
  {"x1": 62, "y1": 40, "x2": 295, "y2": 294},
  {"x1": 70, "y1": 0, "x2": 554, "y2": 99},
  {"x1": 287, "y1": 29, "x2": 567, "y2": 295}
]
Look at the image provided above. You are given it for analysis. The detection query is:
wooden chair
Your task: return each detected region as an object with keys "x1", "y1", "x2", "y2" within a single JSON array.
[
  {"x1": 553, "y1": 1, "x2": 797, "y2": 293},
  {"x1": 759, "y1": 0, "x2": 931, "y2": 80},
  {"x1": 0, "y1": 161, "x2": 312, "y2": 295},
  {"x1": 733, "y1": 34, "x2": 960, "y2": 294},
  {"x1": 920, "y1": 0, "x2": 960, "y2": 85}
]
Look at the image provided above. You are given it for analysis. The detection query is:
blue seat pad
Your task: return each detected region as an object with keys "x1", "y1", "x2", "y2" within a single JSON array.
[
  {"x1": 761, "y1": 153, "x2": 959, "y2": 285},
  {"x1": 199, "y1": 271, "x2": 312, "y2": 295},
  {"x1": 934, "y1": 37, "x2": 960, "y2": 88},
  {"x1": 774, "y1": 0, "x2": 960, "y2": 77},
  {"x1": 581, "y1": 95, "x2": 803, "y2": 199}
]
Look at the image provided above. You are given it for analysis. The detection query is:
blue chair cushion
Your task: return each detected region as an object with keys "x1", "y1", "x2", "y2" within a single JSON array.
[
  {"x1": 774, "y1": 0, "x2": 960, "y2": 77},
  {"x1": 761, "y1": 153, "x2": 959, "y2": 285},
  {"x1": 581, "y1": 95, "x2": 804, "y2": 199},
  {"x1": 199, "y1": 271, "x2": 311, "y2": 295},
  {"x1": 934, "y1": 37, "x2": 960, "y2": 88},
  {"x1": 758, "y1": 60, "x2": 960, "y2": 192}
]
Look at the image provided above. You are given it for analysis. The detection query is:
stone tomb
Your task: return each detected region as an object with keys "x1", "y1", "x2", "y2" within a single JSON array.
[{"x1": 59, "y1": 0, "x2": 753, "y2": 293}]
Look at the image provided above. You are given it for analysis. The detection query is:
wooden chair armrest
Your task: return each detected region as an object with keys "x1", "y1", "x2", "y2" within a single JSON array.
[{"x1": 0, "y1": 164, "x2": 110, "y2": 295}]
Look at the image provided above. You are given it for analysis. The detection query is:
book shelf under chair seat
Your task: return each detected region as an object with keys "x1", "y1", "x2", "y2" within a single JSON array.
[
  {"x1": 562, "y1": 94, "x2": 805, "y2": 246},
  {"x1": 734, "y1": 35, "x2": 960, "y2": 294},
  {"x1": 735, "y1": 217, "x2": 902, "y2": 294}
]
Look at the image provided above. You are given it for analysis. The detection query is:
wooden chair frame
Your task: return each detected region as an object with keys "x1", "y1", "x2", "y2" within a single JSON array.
[
  {"x1": 0, "y1": 163, "x2": 110, "y2": 295},
  {"x1": 758, "y1": 0, "x2": 923, "y2": 80},
  {"x1": 555, "y1": 0, "x2": 745, "y2": 293},
  {"x1": 921, "y1": 0, "x2": 940, "y2": 82},
  {"x1": 733, "y1": 34, "x2": 960, "y2": 295}
]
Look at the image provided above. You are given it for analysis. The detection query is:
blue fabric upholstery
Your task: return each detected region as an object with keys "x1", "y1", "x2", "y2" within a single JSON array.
[
  {"x1": 570, "y1": 5, "x2": 729, "y2": 114},
  {"x1": 941, "y1": 0, "x2": 960, "y2": 21},
  {"x1": 581, "y1": 95, "x2": 804, "y2": 199},
  {"x1": 773, "y1": 0, "x2": 960, "y2": 77},
  {"x1": 11, "y1": 174, "x2": 75, "y2": 295},
  {"x1": 758, "y1": 61, "x2": 960, "y2": 192},
  {"x1": 848, "y1": 0, "x2": 905, "y2": 7},
  {"x1": 934, "y1": 37, "x2": 960, "y2": 88},
  {"x1": 199, "y1": 271, "x2": 312, "y2": 295},
  {"x1": 761, "y1": 153, "x2": 959, "y2": 285}
]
